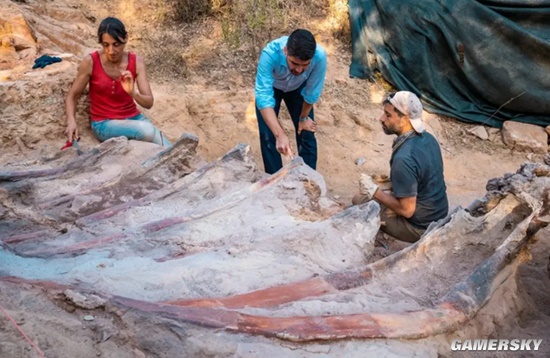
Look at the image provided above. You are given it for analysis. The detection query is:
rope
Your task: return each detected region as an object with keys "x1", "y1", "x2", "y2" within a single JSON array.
[{"x1": 0, "y1": 302, "x2": 45, "y2": 358}]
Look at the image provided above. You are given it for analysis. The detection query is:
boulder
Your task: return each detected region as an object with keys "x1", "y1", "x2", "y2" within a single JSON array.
[
  {"x1": 0, "y1": 8, "x2": 37, "y2": 70},
  {"x1": 0, "y1": 66, "x2": 91, "y2": 145},
  {"x1": 501, "y1": 121, "x2": 548, "y2": 154}
]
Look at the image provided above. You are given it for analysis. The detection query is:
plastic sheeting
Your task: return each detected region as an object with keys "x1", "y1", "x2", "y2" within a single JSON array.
[{"x1": 349, "y1": 0, "x2": 550, "y2": 127}]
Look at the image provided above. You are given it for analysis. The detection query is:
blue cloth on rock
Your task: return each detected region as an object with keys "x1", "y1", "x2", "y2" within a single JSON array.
[{"x1": 32, "y1": 55, "x2": 62, "y2": 69}]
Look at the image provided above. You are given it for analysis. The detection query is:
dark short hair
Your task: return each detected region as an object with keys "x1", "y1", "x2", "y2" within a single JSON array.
[
  {"x1": 286, "y1": 29, "x2": 316, "y2": 61},
  {"x1": 98, "y1": 17, "x2": 127, "y2": 44}
]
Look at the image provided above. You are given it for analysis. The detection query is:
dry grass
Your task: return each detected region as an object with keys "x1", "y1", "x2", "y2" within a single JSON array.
[
  {"x1": 164, "y1": 0, "x2": 213, "y2": 23},
  {"x1": 115, "y1": 0, "x2": 352, "y2": 82},
  {"x1": 326, "y1": 0, "x2": 350, "y2": 40},
  {"x1": 138, "y1": 29, "x2": 191, "y2": 82},
  {"x1": 218, "y1": 0, "x2": 316, "y2": 55}
]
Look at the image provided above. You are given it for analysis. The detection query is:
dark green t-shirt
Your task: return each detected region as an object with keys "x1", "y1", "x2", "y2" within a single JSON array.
[{"x1": 390, "y1": 132, "x2": 448, "y2": 229}]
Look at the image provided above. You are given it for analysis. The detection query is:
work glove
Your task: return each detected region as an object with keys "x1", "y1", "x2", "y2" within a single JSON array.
[{"x1": 359, "y1": 173, "x2": 379, "y2": 201}]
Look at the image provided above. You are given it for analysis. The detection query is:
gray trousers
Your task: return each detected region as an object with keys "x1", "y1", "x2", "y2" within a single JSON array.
[{"x1": 380, "y1": 207, "x2": 425, "y2": 243}]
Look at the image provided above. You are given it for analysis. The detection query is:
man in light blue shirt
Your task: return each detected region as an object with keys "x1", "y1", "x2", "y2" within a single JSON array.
[{"x1": 255, "y1": 29, "x2": 327, "y2": 173}]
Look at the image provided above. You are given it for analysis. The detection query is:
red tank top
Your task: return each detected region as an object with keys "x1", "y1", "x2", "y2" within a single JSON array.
[{"x1": 89, "y1": 51, "x2": 140, "y2": 121}]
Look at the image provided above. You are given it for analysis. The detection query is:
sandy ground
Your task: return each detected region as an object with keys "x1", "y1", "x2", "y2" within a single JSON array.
[{"x1": 1, "y1": 0, "x2": 549, "y2": 356}]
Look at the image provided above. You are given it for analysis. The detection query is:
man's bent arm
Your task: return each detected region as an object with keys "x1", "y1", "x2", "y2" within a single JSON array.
[
  {"x1": 300, "y1": 102, "x2": 314, "y2": 119},
  {"x1": 301, "y1": 47, "x2": 327, "y2": 105},
  {"x1": 374, "y1": 190, "x2": 417, "y2": 218}
]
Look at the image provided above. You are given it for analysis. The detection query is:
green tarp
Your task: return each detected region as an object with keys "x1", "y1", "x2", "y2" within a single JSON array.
[{"x1": 349, "y1": 0, "x2": 550, "y2": 127}]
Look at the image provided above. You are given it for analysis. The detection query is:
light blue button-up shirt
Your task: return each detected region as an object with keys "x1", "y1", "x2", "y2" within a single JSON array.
[{"x1": 255, "y1": 36, "x2": 327, "y2": 110}]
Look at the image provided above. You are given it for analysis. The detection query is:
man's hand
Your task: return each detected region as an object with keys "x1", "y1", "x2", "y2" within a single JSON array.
[
  {"x1": 276, "y1": 133, "x2": 293, "y2": 158},
  {"x1": 359, "y1": 173, "x2": 379, "y2": 201},
  {"x1": 120, "y1": 70, "x2": 135, "y2": 96},
  {"x1": 65, "y1": 119, "x2": 79, "y2": 142},
  {"x1": 298, "y1": 118, "x2": 317, "y2": 135}
]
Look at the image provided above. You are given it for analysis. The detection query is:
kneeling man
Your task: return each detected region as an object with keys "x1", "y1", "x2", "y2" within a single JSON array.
[{"x1": 354, "y1": 91, "x2": 448, "y2": 242}]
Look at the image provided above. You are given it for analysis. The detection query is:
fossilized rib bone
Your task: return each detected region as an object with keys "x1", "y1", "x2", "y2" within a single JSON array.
[
  {"x1": 0, "y1": 137, "x2": 134, "y2": 183},
  {"x1": 114, "y1": 194, "x2": 547, "y2": 341},
  {"x1": 1, "y1": 155, "x2": 549, "y2": 344},
  {"x1": 0, "y1": 147, "x2": 101, "y2": 182},
  {"x1": 1, "y1": 143, "x2": 256, "y2": 253},
  {"x1": 75, "y1": 143, "x2": 258, "y2": 225},
  {"x1": 39, "y1": 133, "x2": 199, "y2": 220},
  {"x1": 142, "y1": 168, "x2": 549, "y2": 341},
  {"x1": 139, "y1": 158, "x2": 302, "y2": 234},
  {"x1": 6, "y1": 158, "x2": 316, "y2": 259},
  {"x1": 13, "y1": 183, "x2": 547, "y2": 341}
]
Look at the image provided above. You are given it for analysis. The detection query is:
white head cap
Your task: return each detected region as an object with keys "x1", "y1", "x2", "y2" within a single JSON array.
[{"x1": 387, "y1": 91, "x2": 425, "y2": 133}]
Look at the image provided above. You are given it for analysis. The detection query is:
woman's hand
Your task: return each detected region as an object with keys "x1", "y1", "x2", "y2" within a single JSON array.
[
  {"x1": 120, "y1": 70, "x2": 135, "y2": 96},
  {"x1": 65, "y1": 119, "x2": 79, "y2": 142}
]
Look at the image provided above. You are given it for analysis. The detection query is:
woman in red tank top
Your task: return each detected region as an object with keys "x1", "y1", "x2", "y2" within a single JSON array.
[{"x1": 64, "y1": 17, "x2": 170, "y2": 146}]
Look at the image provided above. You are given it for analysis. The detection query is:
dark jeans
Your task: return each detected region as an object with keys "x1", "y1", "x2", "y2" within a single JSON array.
[{"x1": 256, "y1": 86, "x2": 317, "y2": 174}]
